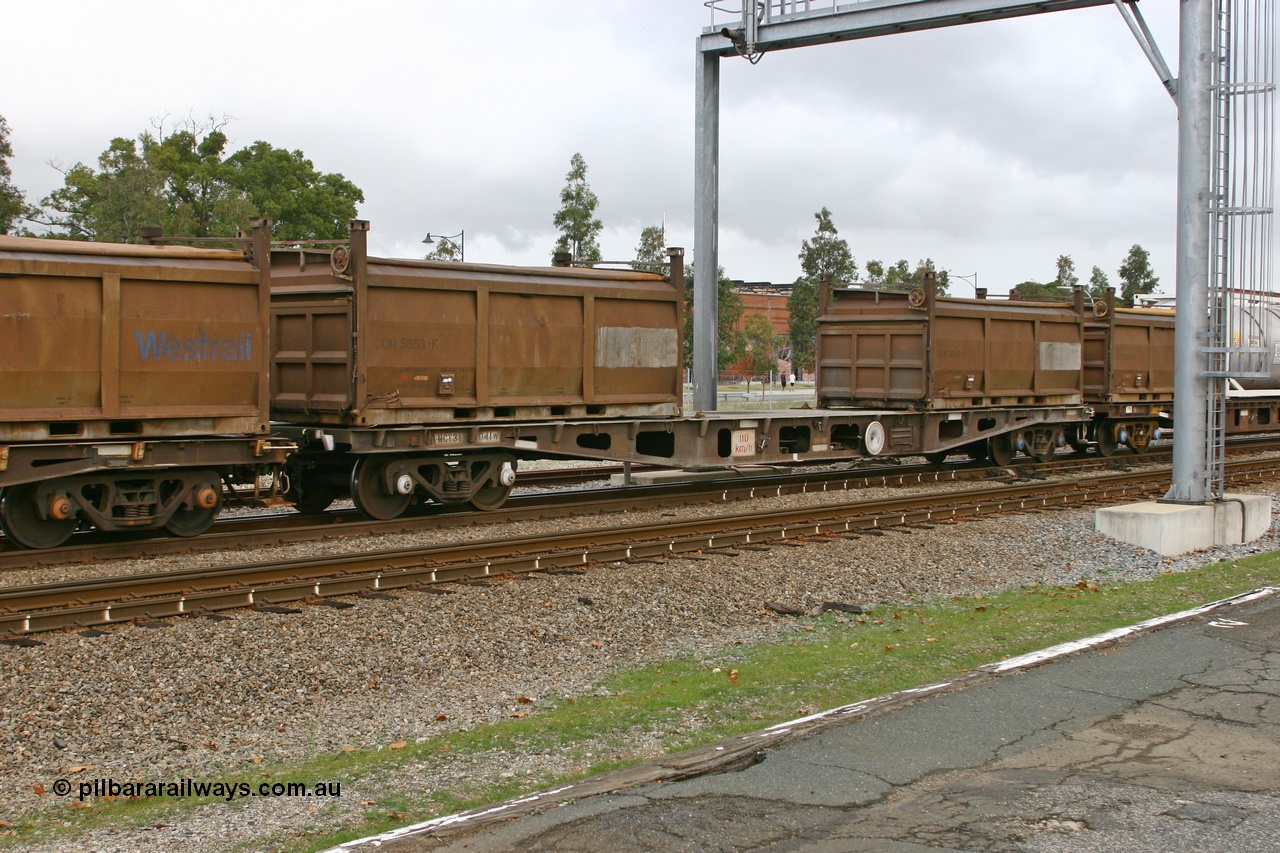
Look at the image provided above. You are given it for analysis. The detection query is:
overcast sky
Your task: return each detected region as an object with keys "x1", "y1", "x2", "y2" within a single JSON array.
[{"x1": 4, "y1": 1, "x2": 1184, "y2": 293}]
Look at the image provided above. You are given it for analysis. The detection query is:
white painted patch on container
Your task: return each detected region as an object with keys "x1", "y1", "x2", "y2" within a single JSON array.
[
  {"x1": 1038, "y1": 341, "x2": 1082, "y2": 372},
  {"x1": 595, "y1": 327, "x2": 678, "y2": 369}
]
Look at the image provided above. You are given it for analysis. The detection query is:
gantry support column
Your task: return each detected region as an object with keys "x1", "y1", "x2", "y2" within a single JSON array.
[
  {"x1": 1165, "y1": 0, "x2": 1214, "y2": 504},
  {"x1": 693, "y1": 49, "x2": 720, "y2": 413}
]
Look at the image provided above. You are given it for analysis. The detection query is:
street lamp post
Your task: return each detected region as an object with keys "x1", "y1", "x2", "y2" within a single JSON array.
[
  {"x1": 951, "y1": 272, "x2": 978, "y2": 293},
  {"x1": 422, "y1": 231, "x2": 464, "y2": 262}
]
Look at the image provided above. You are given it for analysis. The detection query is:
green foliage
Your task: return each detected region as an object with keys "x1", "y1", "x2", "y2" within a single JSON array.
[
  {"x1": 42, "y1": 135, "x2": 166, "y2": 241},
  {"x1": 1118, "y1": 244, "x2": 1159, "y2": 301},
  {"x1": 424, "y1": 236, "x2": 462, "y2": 261},
  {"x1": 685, "y1": 262, "x2": 745, "y2": 372},
  {"x1": 864, "y1": 258, "x2": 950, "y2": 295},
  {"x1": 1055, "y1": 254, "x2": 1079, "y2": 290},
  {"x1": 224, "y1": 141, "x2": 364, "y2": 241},
  {"x1": 741, "y1": 313, "x2": 780, "y2": 378},
  {"x1": 1088, "y1": 265, "x2": 1111, "y2": 301},
  {"x1": 0, "y1": 114, "x2": 34, "y2": 234},
  {"x1": 1009, "y1": 280, "x2": 1072, "y2": 301},
  {"x1": 631, "y1": 223, "x2": 666, "y2": 275},
  {"x1": 787, "y1": 277, "x2": 819, "y2": 373},
  {"x1": 38, "y1": 118, "x2": 362, "y2": 242},
  {"x1": 551, "y1": 152, "x2": 602, "y2": 263},
  {"x1": 798, "y1": 207, "x2": 858, "y2": 281},
  {"x1": 791, "y1": 208, "x2": 857, "y2": 373}
]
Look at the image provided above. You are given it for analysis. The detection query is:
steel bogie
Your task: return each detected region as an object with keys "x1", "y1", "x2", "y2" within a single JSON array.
[
  {"x1": 299, "y1": 450, "x2": 522, "y2": 520},
  {"x1": 0, "y1": 466, "x2": 246, "y2": 547}
]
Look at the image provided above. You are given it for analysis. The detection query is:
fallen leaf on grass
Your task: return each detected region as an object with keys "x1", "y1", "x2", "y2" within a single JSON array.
[{"x1": 388, "y1": 740, "x2": 408, "y2": 750}]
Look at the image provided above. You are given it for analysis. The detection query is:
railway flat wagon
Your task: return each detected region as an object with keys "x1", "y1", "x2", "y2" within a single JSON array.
[
  {"x1": 815, "y1": 275, "x2": 1087, "y2": 464},
  {"x1": 0, "y1": 221, "x2": 289, "y2": 548},
  {"x1": 270, "y1": 220, "x2": 684, "y2": 517}
]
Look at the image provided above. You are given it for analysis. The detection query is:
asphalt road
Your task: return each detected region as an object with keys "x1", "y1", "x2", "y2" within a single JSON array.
[{"x1": 335, "y1": 588, "x2": 1280, "y2": 853}]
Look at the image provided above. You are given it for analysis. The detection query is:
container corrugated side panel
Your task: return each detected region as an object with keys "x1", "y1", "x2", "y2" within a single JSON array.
[
  {"x1": 0, "y1": 240, "x2": 268, "y2": 441},
  {"x1": 930, "y1": 301, "x2": 1082, "y2": 406},
  {"x1": 272, "y1": 258, "x2": 681, "y2": 426},
  {"x1": 818, "y1": 289, "x2": 1083, "y2": 409},
  {"x1": 1106, "y1": 310, "x2": 1176, "y2": 402},
  {"x1": 817, "y1": 290, "x2": 926, "y2": 407}
]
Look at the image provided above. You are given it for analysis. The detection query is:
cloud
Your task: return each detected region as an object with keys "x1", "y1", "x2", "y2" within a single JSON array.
[{"x1": 3, "y1": 1, "x2": 1188, "y2": 291}]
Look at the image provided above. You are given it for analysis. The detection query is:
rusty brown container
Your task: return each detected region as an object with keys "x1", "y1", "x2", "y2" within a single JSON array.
[
  {"x1": 1083, "y1": 300, "x2": 1176, "y2": 404},
  {"x1": 0, "y1": 227, "x2": 272, "y2": 442},
  {"x1": 269, "y1": 222, "x2": 683, "y2": 427},
  {"x1": 817, "y1": 280, "x2": 1084, "y2": 410}
]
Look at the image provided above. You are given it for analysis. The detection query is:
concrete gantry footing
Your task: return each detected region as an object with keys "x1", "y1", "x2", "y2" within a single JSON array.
[{"x1": 1095, "y1": 494, "x2": 1273, "y2": 557}]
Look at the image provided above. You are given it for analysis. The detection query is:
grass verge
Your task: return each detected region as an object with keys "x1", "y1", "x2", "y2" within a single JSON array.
[{"x1": 8, "y1": 549, "x2": 1279, "y2": 852}]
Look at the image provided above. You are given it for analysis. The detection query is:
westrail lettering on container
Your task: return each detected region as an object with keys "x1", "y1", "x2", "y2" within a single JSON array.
[{"x1": 134, "y1": 331, "x2": 253, "y2": 362}]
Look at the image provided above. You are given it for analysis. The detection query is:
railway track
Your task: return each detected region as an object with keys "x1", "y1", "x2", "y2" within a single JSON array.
[
  {"x1": 5, "y1": 436, "x2": 1280, "y2": 571},
  {"x1": 2, "y1": 435, "x2": 1280, "y2": 568},
  {"x1": 3, "y1": 453, "x2": 1278, "y2": 639},
  {"x1": 0, "y1": 449, "x2": 1156, "y2": 570}
]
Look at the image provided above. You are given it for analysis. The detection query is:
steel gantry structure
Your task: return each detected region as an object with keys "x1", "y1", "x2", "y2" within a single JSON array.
[{"x1": 694, "y1": 0, "x2": 1274, "y2": 506}]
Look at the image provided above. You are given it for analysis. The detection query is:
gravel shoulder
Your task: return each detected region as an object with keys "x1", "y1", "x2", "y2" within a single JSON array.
[{"x1": 3, "y1": 465, "x2": 1278, "y2": 853}]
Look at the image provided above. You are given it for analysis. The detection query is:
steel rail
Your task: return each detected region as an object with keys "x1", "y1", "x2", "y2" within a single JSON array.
[{"x1": 2, "y1": 455, "x2": 1277, "y2": 638}]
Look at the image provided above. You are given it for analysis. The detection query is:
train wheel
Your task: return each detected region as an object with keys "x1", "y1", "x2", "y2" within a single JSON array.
[
  {"x1": 0, "y1": 483, "x2": 78, "y2": 549},
  {"x1": 350, "y1": 457, "x2": 412, "y2": 520},
  {"x1": 923, "y1": 452, "x2": 949, "y2": 467},
  {"x1": 1096, "y1": 422, "x2": 1120, "y2": 457},
  {"x1": 988, "y1": 434, "x2": 1015, "y2": 467},
  {"x1": 470, "y1": 482, "x2": 514, "y2": 512},
  {"x1": 164, "y1": 472, "x2": 223, "y2": 538},
  {"x1": 469, "y1": 459, "x2": 517, "y2": 511}
]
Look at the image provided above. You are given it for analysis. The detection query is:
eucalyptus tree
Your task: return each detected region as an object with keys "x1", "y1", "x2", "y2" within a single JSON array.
[
  {"x1": 790, "y1": 207, "x2": 857, "y2": 374},
  {"x1": 1118, "y1": 244, "x2": 1159, "y2": 300},
  {"x1": 551, "y1": 152, "x2": 602, "y2": 263}
]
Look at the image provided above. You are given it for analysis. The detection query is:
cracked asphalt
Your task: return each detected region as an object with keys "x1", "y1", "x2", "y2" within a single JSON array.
[{"x1": 379, "y1": 593, "x2": 1280, "y2": 852}]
